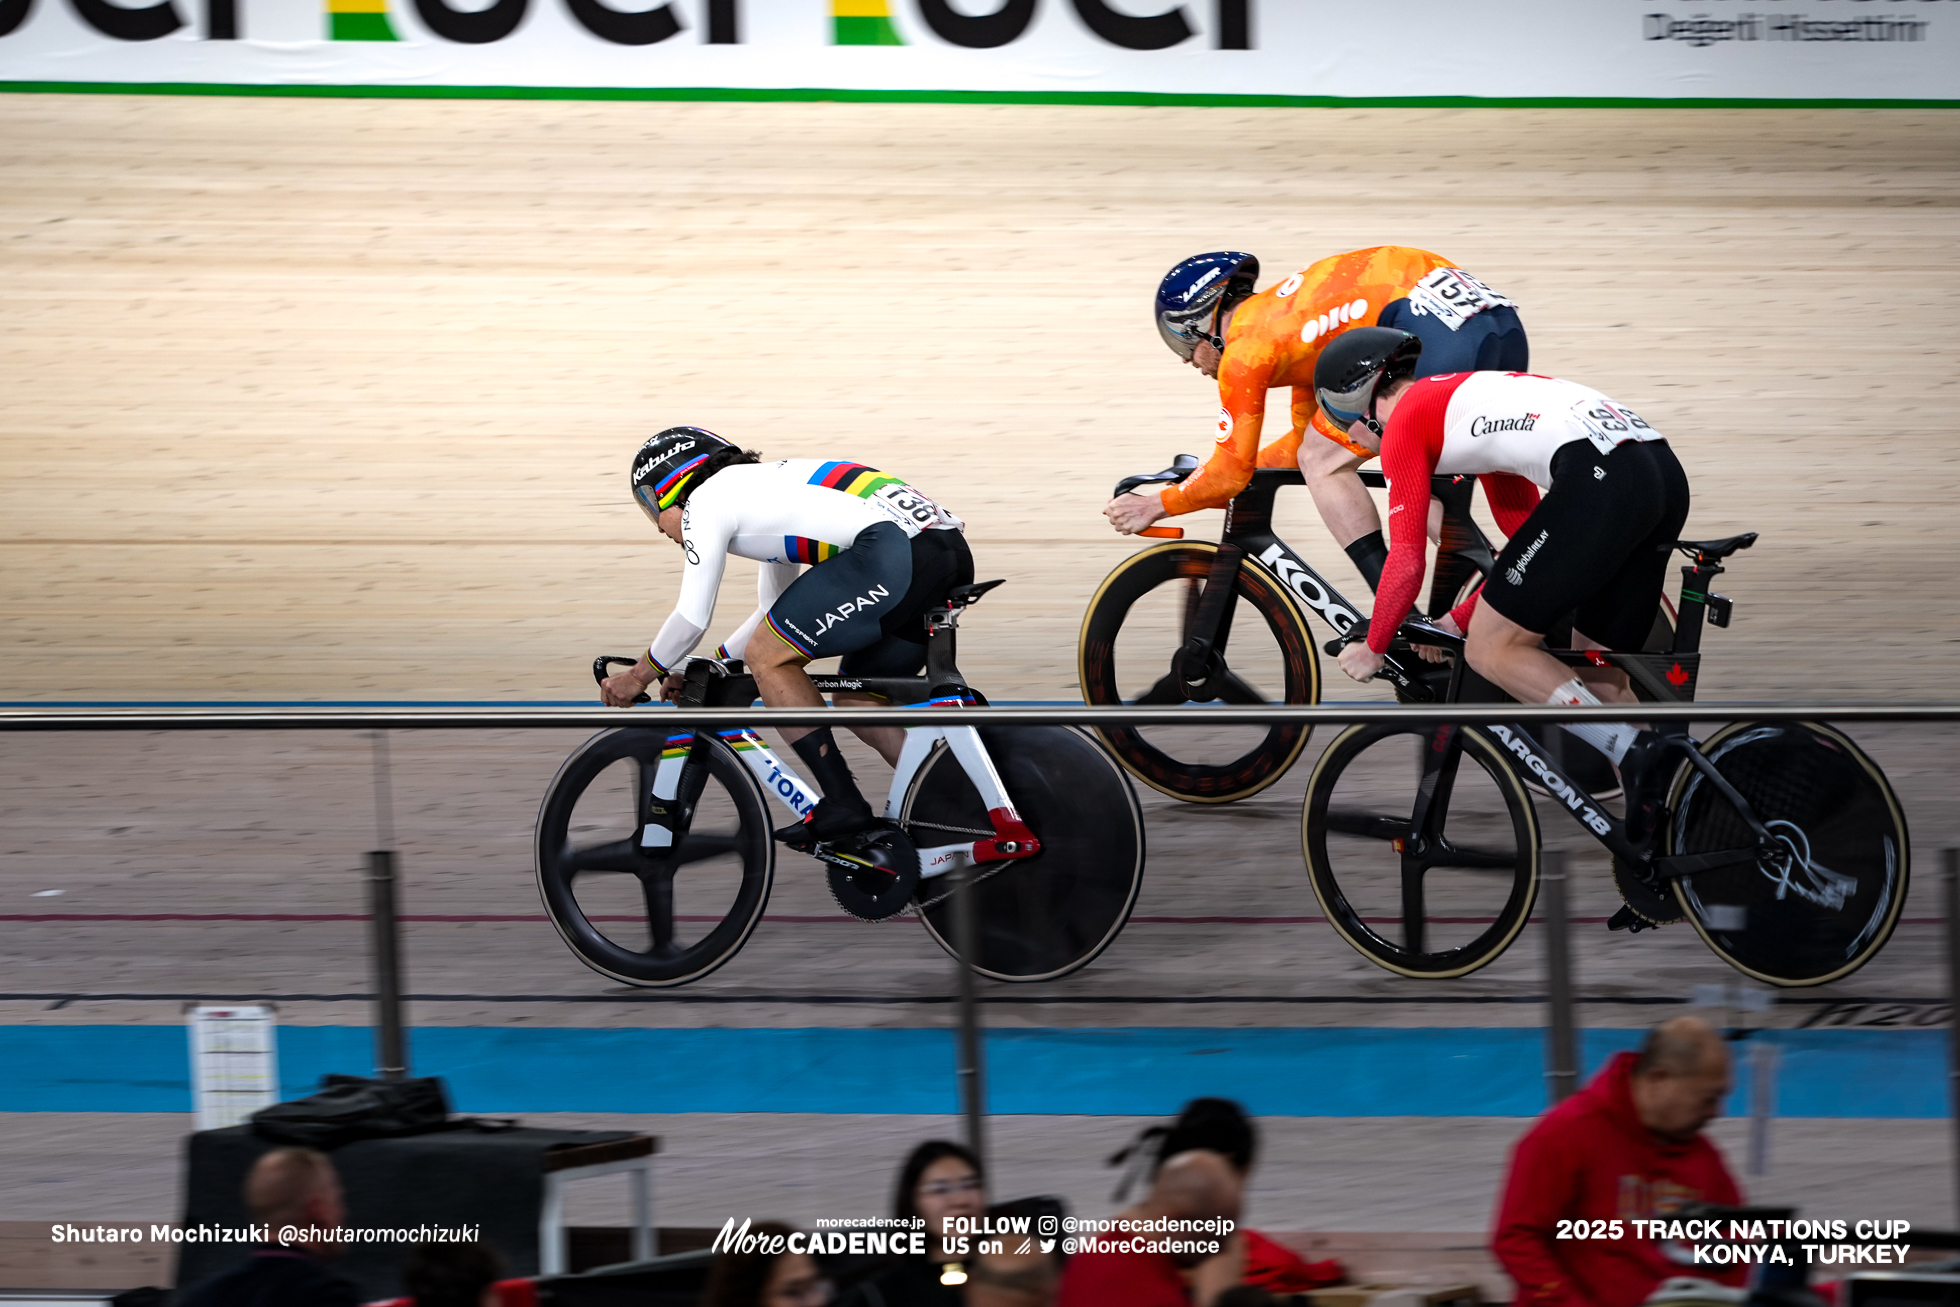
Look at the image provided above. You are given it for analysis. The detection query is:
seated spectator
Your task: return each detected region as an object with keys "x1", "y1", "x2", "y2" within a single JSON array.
[
  {"x1": 964, "y1": 1244, "x2": 1057, "y2": 1307},
  {"x1": 841, "y1": 1140, "x2": 987, "y2": 1307},
  {"x1": 703, "y1": 1221, "x2": 831, "y2": 1307},
  {"x1": 1112, "y1": 1098, "x2": 1344, "y2": 1293},
  {"x1": 1494, "y1": 1016, "x2": 1744, "y2": 1307},
  {"x1": 1057, "y1": 1149, "x2": 1243, "y2": 1307},
  {"x1": 397, "y1": 1239, "x2": 532, "y2": 1307},
  {"x1": 175, "y1": 1146, "x2": 361, "y2": 1307}
]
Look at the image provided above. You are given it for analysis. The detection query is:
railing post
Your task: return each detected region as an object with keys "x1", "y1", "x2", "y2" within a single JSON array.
[
  {"x1": 1945, "y1": 848, "x2": 1960, "y2": 1222},
  {"x1": 367, "y1": 729, "x2": 407, "y2": 1081},
  {"x1": 1542, "y1": 849, "x2": 1578, "y2": 1104},
  {"x1": 952, "y1": 864, "x2": 987, "y2": 1168},
  {"x1": 368, "y1": 848, "x2": 408, "y2": 1081}
]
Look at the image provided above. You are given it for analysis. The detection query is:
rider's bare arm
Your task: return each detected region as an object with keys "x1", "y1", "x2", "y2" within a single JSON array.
[{"x1": 1298, "y1": 429, "x2": 1377, "y2": 547}]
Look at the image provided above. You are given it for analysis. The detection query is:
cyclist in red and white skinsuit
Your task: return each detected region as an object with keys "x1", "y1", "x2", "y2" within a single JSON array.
[{"x1": 1313, "y1": 328, "x2": 1692, "y2": 836}]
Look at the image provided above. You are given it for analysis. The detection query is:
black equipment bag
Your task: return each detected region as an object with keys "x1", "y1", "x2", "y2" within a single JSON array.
[{"x1": 250, "y1": 1073, "x2": 451, "y2": 1148}]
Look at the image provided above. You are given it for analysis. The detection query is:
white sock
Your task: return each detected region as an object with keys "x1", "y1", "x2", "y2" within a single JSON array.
[{"x1": 1546, "y1": 678, "x2": 1641, "y2": 763}]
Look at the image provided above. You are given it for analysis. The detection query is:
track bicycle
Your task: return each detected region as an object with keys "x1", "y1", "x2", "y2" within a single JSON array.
[
  {"x1": 1304, "y1": 532, "x2": 1909, "y2": 987},
  {"x1": 1081, "y1": 457, "x2": 1643, "y2": 802},
  {"x1": 535, "y1": 580, "x2": 1146, "y2": 987}
]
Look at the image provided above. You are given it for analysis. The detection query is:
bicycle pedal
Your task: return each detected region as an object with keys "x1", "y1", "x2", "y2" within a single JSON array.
[{"x1": 1607, "y1": 905, "x2": 1655, "y2": 934}]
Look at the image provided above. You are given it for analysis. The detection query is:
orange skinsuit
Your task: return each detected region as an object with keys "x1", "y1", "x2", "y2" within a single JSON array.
[{"x1": 1157, "y1": 245, "x2": 1457, "y2": 517}]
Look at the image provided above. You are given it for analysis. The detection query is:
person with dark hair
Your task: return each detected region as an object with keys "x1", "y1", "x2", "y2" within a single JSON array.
[
  {"x1": 840, "y1": 1140, "x2": 986, "y2": 1307},
  {"x1": 1058, "y1": 1150, "x2": 1243, "y2": 1307},
  {"x1": 600, "y1": 426, "x2": 974, "y2": 849},
  {"x1": 703, "y1": 1221, "x2": 831, "y2": 1307},
  {"x1": 398, "y1": 1239, "x2": 508, "y2": 1307},
  {"x1": 1109, "y1": 1098, "x2": 1343, "y2": 1294},
  {"x1": 176, "y1": 1147, "x2": 361, "y2": 1307}
]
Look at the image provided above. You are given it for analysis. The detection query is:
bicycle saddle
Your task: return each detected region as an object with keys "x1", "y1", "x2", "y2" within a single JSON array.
[
  {"x1": 946, "y1": 578, "x2": 1006, "y2": 607},
  {"x1": 1673, "y1": 532, "x2": 1757, "y2": 560},
  {"x1": 1112, "y1": 454, "x2": 1200, "y2": 499}
]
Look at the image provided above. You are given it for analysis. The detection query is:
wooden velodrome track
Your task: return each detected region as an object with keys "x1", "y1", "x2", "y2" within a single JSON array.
[{"x1": 3, "y1": 97, "x2": 1960, "y2": 1258}]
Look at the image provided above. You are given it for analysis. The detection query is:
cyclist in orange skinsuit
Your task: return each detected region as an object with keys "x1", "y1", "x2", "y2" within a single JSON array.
[{"x1": 1105, "y1": 246, "x2": 1529, "y2": 592}]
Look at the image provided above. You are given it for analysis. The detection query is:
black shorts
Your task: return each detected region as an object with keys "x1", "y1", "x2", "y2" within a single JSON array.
[
  {"x1": 763, "y1": 522, "x2": 974, "y2": 677},
  {"x1": 1479, "y1": 438, "x2": 1691, "y2": 651},
  {"x1": 1378, "y1": 300, "x2": 1529, "y2": 376}
]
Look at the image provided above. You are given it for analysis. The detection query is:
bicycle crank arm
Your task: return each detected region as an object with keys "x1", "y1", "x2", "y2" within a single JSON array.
[{"x1": 1652, "y1": 846, "x2": 1761, "y2": 879}]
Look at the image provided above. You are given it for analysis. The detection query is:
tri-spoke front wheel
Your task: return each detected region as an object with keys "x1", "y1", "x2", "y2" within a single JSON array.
[
  {"x1": 1302, "y1": 723, "x2": 1539, "y2": 978},
  {"x1": 536, "y1": 728, "x2": 775, "y2": 987}
]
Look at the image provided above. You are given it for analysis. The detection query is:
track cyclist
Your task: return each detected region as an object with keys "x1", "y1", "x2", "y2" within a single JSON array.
[
  {"x1": 1316, "y1": 329, "x2": 1691, "y2": 839},
  {"x1": 598, "y1": 426, "x2": 974, "y2": 847},
  {"x1": 1105, "y1": 247, "x2": 1528, "y2": 592}
]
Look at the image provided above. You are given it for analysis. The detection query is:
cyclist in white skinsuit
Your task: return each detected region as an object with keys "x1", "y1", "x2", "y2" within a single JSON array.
[{"x1": 600, "y1": 427, "x2": 972, "y2": 845}]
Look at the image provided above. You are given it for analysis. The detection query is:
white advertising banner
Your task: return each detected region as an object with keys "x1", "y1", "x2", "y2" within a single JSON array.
[{"x1": 1, "y1": 0, "x2": 1955, "y2": 102}]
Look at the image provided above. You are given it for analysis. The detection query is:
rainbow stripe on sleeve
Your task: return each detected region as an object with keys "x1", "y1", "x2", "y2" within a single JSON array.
[
  {"x1": 808, "y1": 460, "x2": 906, "y2": 499},
  {"x1": 783, "y1": 536, "x2": 839, "y2": 564}
]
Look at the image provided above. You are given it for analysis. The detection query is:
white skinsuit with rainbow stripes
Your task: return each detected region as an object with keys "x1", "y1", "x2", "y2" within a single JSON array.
[{"x1": 646, "y1": 458, "x2": 962, "y2": 673}]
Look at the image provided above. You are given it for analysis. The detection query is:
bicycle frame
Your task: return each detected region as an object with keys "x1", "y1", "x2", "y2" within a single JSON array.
[
  {"x1": 1392, "y1": 536, "x2": 1773, "y2": 883},
  {"x1": 1177, "y1": 468, "x2": 1499, "y2": 703},
  {"x1": 639, "y1": 604, "x2": 1041, "y2": 880}
]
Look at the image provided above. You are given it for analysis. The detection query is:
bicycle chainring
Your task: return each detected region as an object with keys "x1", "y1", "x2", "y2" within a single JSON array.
[
  {"x1": 1612, "y1": 855, "x2": 1685, "y2": 926},
  {"x1": 821, "y1": 825, "x2": 922, "y2": 921}
]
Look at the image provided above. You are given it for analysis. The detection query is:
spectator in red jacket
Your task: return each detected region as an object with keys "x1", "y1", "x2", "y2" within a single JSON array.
[{"x1": 1493, "y1": 1017, "x2": 1744, "y2": 1307}]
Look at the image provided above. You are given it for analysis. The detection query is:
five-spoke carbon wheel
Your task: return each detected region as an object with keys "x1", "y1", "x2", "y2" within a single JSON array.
[
  {"x1": 1079, "y1": 541, "x2": 1320, "y2": 804},
  {"x1": 1303, "y1": 723, "x2": 1540, "y2": 978},
  {"x1": 902, "y1": 726, "x2": 1145, "y2": 982},
  {"x1": 536, "y1": 728, "x2": 775, "y2": 987},
  {"x1": 1670, "y1": 721, "x2": 1909, "y2": 987}
]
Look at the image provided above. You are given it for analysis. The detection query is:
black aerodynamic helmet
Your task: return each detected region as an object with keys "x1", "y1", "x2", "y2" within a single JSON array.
[
  {"x1": 630, "y1": 425, "x2": 734, "y2": 523},
  {"x1": 1313, "y1": 327, "x2": 1423, "y2": 436},
  {"x1": 1155, "y1": 252, "x2": 1260, "y2": 361}
]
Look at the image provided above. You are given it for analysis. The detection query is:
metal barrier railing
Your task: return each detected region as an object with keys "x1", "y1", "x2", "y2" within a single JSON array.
[
  {"x1": 4, "y1": 702, "x2": 1960, "y2": 730},
  {"x1": 3, "y1": 700, "x2": 1956, "y2": 1214}
]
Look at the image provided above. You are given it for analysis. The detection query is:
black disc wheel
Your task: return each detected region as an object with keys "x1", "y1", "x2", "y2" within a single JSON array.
[
  {"x1": 1079, "y1": 541, "x2": 1320, "y2": 804},
  {"x1": 535, "y1": 728, "x2": 775, "y2": 987},
  {"x1": 1669, "y1": 721, "x2": 1908, "y2": 987},
  {"x1": 901, "y1": 726, "x2": 1145, "y2": 982},
  {"x1": 1303, "y1": 723, "x2": 1540, "y2": 978}
]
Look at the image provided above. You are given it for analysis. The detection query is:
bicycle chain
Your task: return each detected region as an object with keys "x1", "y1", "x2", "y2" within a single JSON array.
[
  {"x1": 905, "y1": 818, "x2": 995, "y2": 838},
  {"x1": 899, "y1": 818, "x2": 1016, "y2": 912},
  {"x1": 911, "y1": 859, "x2": 1014, "y2": 912}
]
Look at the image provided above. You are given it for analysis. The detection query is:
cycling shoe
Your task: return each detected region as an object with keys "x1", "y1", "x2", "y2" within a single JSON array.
[
  {"x1": 1617, "y1": 730, "x2": 1672, "y2": 844},
  {"x1": 774, "y1": 797, "x2": 879, "y2": 851}
]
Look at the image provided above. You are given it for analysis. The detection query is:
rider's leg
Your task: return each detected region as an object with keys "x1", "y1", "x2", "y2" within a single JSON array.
[
  {"x1": 1566, "y1": 627, "x2": 1636, "y2": 704},
  {"x1": 831, "y1": 691, "x2": 905, "y2": 768},
  {"x1": 1298, "y1": 436, "x2": 1387, "y2": 589},
  {"x1": 748, "y1": 627, "x2": 879, "y2": 839}
]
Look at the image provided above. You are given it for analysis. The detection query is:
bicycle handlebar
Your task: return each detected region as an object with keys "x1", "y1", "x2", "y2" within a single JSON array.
[
  {"x1": 593, "y1": 655, "x2": 653, "y2": 705},
  {"x1": 1111, "y1": 453, "x2": 1201, "y2": 500},
  {"x1": 1321, "y1": 615, "x2": 1463, "y2": 659}
]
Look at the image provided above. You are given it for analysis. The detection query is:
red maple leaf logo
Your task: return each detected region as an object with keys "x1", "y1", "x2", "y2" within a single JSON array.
[{"x1": 1666, "y1": 662, "x2": 1690, "y2": 687}]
